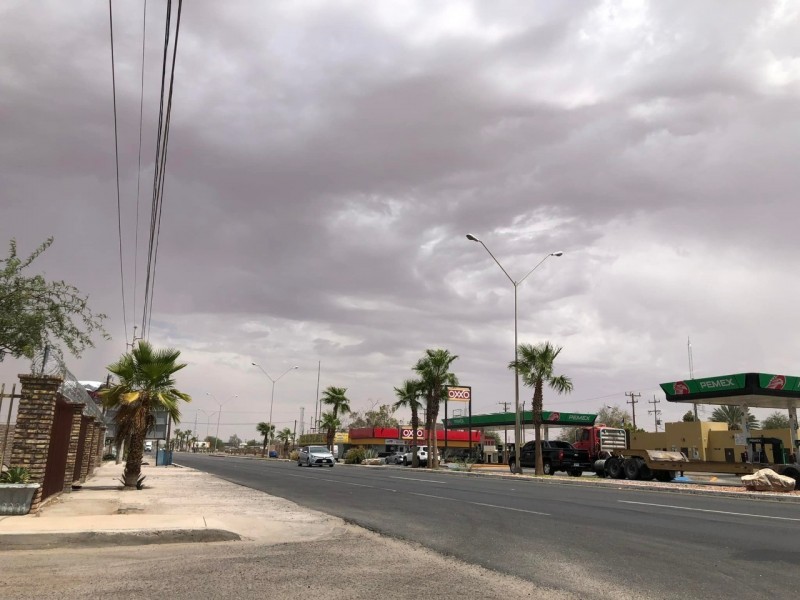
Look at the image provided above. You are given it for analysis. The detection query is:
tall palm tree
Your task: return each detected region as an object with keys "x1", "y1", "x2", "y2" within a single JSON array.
[
  {"x1": 276, "y1": 427, "x2": 293, "y2": 458},
  {"x1": 174, "y1": 428, "x2": 183, "y2": 451},
  {"x1": 257, "y1": 422, "x2": 275, "y2": 456},
  {"x1": 711, "y1": 405, "x2": 759, "y2": 430},
  {"x1": 414, "y1": 349, "x2": 459, "y2": 469},
  {"x1": 393, "y1": 379, "x2": 424, "y2": 468},
  {"x1": 319, "y1": 411, "x2": 341, "y2": 452},
  {"x1": 100, "y1": 341, "x2": 191, "y2": 488},
  {"x1": 320, "y1": 386, "x2": 351, "y2": 419},
  {"x1": 509, "y1": 341, "x2": 573, "y2": 476}
]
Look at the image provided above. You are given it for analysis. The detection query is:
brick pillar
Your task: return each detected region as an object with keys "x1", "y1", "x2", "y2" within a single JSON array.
[
  {"x1": 62, "y1": 404, "x2": 85, "y2": 492},
  {"x1": 79, "y1": 418, "x2": 96, "y2": 482},
  {"x1": 10, "y1": 374, "x2": 63, "y2": 512},
  {"x1": 86, "y1": 422, "x2": 101, "y2": 476},
  {"x1": 96, "y1": 426, "x2": 107, "y2": 465}
]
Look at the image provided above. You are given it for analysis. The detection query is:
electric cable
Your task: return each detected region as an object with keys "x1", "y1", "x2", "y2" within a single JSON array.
[
  {"x1": 132, "y1": 0, "x2": 148, "y2": 345},
  {"x1": 108, "y1": 0, "x2": 129, "y2": 345}
]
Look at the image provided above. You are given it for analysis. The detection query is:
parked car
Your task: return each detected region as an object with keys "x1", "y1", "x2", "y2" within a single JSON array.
[
  {"x1": 298, "y1": 445, "x2": 335, "y2": 467},
  {"x1": 385, "y1": 450, "x2": 406, "y2": 465},
  {"x1": 402, "y1": 445, "x2": 440, "y2": 466},
  {"x1": 144, "y1": 441, "x2": 153, "y2": 453},
  {"x1": 508, "y1": 440, "x2": 591, "y2": 476}
]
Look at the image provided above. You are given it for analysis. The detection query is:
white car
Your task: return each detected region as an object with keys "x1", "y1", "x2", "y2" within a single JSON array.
[
  {"x1": 403, "y1": 445, "x2": 440, "y2": 466},
  {"x1": 298, "y1": 445, "x2": 335, "y2": 467}
]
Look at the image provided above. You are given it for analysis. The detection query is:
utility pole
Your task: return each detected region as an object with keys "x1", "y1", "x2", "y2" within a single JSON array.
[
  {"x1": 625, "y1": 392, "x2": 640, "y2": 429},
  {"x1": 688, "y1": 337, "x2": 698, "y2": 421},
  {"x1": 499, "y1": 401, "x2": 511, "y2": 462},
  {"x1": 299, "y1": 407, "x2": 305, "y2": 438},
  {"x1": 648, "y1": 395, "x2": 662, "y2": 432}
]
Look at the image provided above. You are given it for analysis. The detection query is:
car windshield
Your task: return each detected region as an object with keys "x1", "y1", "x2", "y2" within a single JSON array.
[{"x1": 309, "y1": 446, "x2": 329, "y2": 453}]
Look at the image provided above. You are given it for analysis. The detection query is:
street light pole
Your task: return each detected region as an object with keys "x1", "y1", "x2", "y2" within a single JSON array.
[
  {"x1": 466, "y1": 233, "x2": 562, "y2": 475},
  {"x1": 252, "y1": 363, "x2": 299, "y2": 452},
  {"x1": 206, "y1": 393, "x2": 238, "y2": 453}
]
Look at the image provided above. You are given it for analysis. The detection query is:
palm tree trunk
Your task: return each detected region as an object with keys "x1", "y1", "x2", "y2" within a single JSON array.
[
  {"x1": 123, "y1": 426, "x2": 145, "y2": 488},
  {"x1": 428, "y1": 392, "x2": 440, "y2": 469},
  {"x1": 411, "y1": 407, "x2": 419, "y2": 468},
  {"x1": 262, "y1": 437, "x2": 267, "y2": 457},
  {"x1": 533, "y1": 383, "x2": 544, "y2": 476}
]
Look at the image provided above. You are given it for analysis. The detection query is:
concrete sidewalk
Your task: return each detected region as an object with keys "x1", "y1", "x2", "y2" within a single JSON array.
[{"x1": 0, "y1": 460, "x2": 344, "y2": 549}]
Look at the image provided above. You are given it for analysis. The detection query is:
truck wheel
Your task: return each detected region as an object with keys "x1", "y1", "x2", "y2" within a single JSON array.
[
  {"x1": 569, "y1": 469, "x2": 583, "y2": 477},
  {"x1": 654, "y1": 470, "x2": 675, "y2": 482},
  {"x1": 543, "y1": 461, "x2": 553, "y2": 475},
  {"x1": 639, "y1": 464, "x2": 654, "y2": 481},
  {"x1": 782, "y1": 467, "x2": 800, "y2": 490},
  {"x1": 606, "y1": 456, "x2": 625, "y2": 479},
  {"x1": 623, "y1": 458, "x2": 642, "y2": 480}
]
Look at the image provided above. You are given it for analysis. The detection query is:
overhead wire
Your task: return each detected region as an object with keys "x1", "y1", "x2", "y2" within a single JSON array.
[
  {"x1": 132, "y1": 0, "x2": 148, "y2": 346},
  {"x1": 141, "y1": 0, "x2": 183, "y2": 339},
  {"x1": 108, "y1": 0, "x2": 129, "y2": 346}
]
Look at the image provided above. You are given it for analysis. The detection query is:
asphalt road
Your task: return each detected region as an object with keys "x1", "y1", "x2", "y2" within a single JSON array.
[{"x1": 178, "y1": 454, "x2": 800, "y2": 599}]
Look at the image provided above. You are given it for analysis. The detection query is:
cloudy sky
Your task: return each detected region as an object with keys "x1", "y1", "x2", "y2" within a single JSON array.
[{"x1": 2, "y1": 1, "x2": 799, "y2": 443}]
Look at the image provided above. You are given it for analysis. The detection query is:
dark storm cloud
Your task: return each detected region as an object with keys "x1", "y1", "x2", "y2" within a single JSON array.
[{"x1": 2, "y1": 1, "x2": 800, "y2": 436}]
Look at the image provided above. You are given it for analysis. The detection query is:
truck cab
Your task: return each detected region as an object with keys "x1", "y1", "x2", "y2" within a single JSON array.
[{"x1": 572, "y1": 425, "x2": 627, "y2": 462}]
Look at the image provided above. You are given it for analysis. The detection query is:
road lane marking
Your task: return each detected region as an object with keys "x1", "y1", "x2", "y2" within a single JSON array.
[
  {"x1": 619, "y1": 501, "x2": 800, "y2": 522},
  {"x1": 409, "y1": 492, "x2": 549, "y2": 516},
  {"x1": 389, "y1": 476, "x2": 447, "y2": 484}
]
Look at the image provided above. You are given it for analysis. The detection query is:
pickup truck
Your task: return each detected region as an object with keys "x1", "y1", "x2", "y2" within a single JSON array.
[{"x1": 508, "y1": 440, "x2": 591, "y2": 476}]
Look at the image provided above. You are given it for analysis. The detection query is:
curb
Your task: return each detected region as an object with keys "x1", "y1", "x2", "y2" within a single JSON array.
[{"x1": 0, "y1": 528, "x2": 241, "y2": 551}]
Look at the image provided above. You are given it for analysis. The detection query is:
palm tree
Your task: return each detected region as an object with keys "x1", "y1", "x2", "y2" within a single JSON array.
[
  {"x1": 393, "y1": 379, "x2": 424, "y2": 468},
  {"x1": 276, "y1": 427, "x2": 293, "y2": 458},
  {"x1": 99, "y1": 341, "x2": 191, "y2": 488},
  {"x1": 509, "y1": 341, "x2": 573, "y2": 476},
  {"x1": 320, "y1": 386, "x2": 351, "y2": 420},
  {"x1": 174, "y1": 428, "x2": 182, "y2": 451},
  {"x1": 257, "y1": 422, "x2": 275, "y2": 457},
  {"x1": 711, "y1": 405, "x2": 759, "y2": 430},
  {"x1": 319, "y1": 411, "x2": 341, "y2": 452},
  {"x1": 414, "y1": 349, "x2": 459, "y2": 469}
]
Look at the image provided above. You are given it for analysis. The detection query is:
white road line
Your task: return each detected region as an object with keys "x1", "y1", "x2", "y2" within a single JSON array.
[
  {"x1": 389, "y1": 476, "x2": 447, "y2": 484},
  {"x1": 619, "y1": 500, "x2": 800, "y2": 522},
  {"x1": 409, "y1": 492, "x2": 550, "y2": 516}
]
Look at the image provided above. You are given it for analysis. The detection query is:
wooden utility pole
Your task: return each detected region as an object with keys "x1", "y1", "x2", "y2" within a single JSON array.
[
  {"x1": 648, "y1": 395, "x2": 662, "y2": 432},
  {"x1": 625, "y1": 392, "x2": 640, "y2": 429}
]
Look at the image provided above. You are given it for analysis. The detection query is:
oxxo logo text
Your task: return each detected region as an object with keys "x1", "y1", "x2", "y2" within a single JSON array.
[
  {"x1": 447, "y1": 387, "x2": 471, "y2": 400},
  {"x1": 401, "y1": 428, "x2": 425, "y2": 439}
]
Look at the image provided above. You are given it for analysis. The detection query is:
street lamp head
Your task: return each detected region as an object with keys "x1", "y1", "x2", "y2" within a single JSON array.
[
  {"x1": 292, "y1": 365, "x2": 299, "y2": 370},
  {"x1": 551, "y1": 251, "x2": 564, "y2": 257},
  {"x1": 466, "y1": 233, "x2": 480, "y2": 242},
  {"x1": 251, "y1": 362, "x2": 258, "y2": 366}
]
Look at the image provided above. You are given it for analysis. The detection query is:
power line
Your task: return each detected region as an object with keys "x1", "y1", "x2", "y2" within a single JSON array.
[
  {"x1": 141, "y1": 0, "x2": 183, "y2": 338},
  {"x1": 108, "y1": 0, "x2": 129, "y2": 345},
  {"x1": 132, "y1": 0, "x2": 148, "y2": 343}
]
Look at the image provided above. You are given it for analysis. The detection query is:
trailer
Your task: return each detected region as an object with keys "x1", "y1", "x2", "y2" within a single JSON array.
[{"x1": 594, "y1": 439, "x2": 800, "y2": 488}]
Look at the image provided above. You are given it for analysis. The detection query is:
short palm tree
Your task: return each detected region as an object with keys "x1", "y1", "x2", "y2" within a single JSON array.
[
  {"x1": 100, "y1": 341, "x2": 191, "y2": 488},
  {"x1": 711, "y1": 405, "x2": 759, "y2": 430},
  {"x1": 414, "y1": 349, "x2": 459, "y2": 469},
  {"x1": 319, "y1": 411, "x2": 341, "y2": 452},
  {"x1": 393, "y1": 379, "x2": 424, "y2": 467},
  {"x1": 276, "y1": 427, "x2": 293, "y2": 457},
  {"x1": 257, "y1": 422, "x2": 275, "y2": 456},
  {"x1": 509, "y1": 341, "x2": 573, "y2": 475},
  {"x1": 320, "y1": 386, "x2": 351, "y2": 419},
  {"x1": 173, "y1": 428, "x2": 182, "y2": 451}
]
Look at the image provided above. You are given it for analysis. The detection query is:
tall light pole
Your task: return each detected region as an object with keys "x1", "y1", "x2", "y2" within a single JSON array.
[
  {"x1": 206, "y1": 393, "x2": 238, "y2": 453},
  {"x1": 466, "y1": 233, "x2": 562, "y2": 474},
  {"x1": 252, "y1": 363, "x2": 299, "y2": 450}
]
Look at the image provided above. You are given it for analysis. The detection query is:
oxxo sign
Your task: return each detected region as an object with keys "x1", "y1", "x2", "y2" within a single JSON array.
[
  {"x1": 401, "y1": 428, "x2": 425, "y2": 439},
  {"x1": 446, "y1": 386, "x2": 471, "y2": 401}
]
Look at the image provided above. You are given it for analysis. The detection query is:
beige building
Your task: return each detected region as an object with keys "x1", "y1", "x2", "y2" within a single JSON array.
[{"x1": 630, "y1": 421, "x2": 796, "y2": 463}]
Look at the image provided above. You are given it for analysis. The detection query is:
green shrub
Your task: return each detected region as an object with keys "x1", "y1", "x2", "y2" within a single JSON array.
[
  {"x1": 364, "y1": 448, "x2": 378, "y2": 459},
  {"x1": 344, "y1": 447, "x2": 366, "y2": 464},
  {"x1": 0, "y1": 467, "x2": 31, "y2": 484}
]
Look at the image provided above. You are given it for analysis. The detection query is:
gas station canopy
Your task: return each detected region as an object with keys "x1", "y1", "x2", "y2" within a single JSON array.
[
  {"x1": 445, "y1": 410, "x2": 597, "y2": 429},
  {"x1": 661, "y1": 373, "x2": 800, "y2": 409}
]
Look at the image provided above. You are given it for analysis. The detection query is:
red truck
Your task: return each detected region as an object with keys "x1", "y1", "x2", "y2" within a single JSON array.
[{"x1": 571, "y1": 424, "x2": 628, "y2": 464}]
